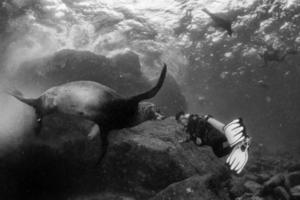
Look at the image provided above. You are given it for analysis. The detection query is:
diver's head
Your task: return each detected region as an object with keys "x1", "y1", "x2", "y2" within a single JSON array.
[{"x1": 175, "y1": 111, "x2": 189, "y2": 126}]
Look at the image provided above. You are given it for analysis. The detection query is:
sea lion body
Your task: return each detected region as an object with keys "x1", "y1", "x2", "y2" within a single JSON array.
[
  {"x1": 7, "y1": 64, "x2": 167, "y2": 164},
  {"x1": 202, "y1": 8, "x2": 233, "y2": 36},
  {"x1": 39, "y1": 81, "x2": 121, "y2": 121}
]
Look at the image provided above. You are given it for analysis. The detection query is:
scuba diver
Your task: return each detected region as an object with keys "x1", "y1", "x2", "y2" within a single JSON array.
[
  {"x1": 176, "y1": 111, "x2": 251, "y2": 174},
  {"x1": 202, "y1": 8, "x2": 233, "y2": 36}
]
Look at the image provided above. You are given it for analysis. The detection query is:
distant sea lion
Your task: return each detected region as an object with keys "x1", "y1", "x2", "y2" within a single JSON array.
[
  {"x1": 7, "y1": 64, "x2": 167, "y2": 163},
  {"x1": 202, "y1": 8, "x2": 233, "y2": 36}
]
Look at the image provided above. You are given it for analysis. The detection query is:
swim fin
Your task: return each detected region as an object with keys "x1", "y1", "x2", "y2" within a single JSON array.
[
  {"x1": 224, "y1": 118, "x2": 247, "y2": 147},
  {"x1": 226, "y1": 137, "x2": 251, "y2": 174}
]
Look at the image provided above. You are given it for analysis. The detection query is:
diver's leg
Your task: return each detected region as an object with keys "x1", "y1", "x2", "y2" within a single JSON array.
[
  {"x1": 202, "y1": 126, "x2": 231, "y2": 157},
  {"x1": 211, "y1": 141, "x2": 232, "y2": 157}
]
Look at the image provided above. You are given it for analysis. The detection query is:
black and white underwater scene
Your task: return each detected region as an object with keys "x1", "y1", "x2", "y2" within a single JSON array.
[{"x1": 0, "y1": 0, "x2": 300, "y2": 199}]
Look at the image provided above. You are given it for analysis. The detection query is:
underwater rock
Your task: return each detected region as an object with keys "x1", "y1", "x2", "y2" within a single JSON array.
[
  {"x1": 14, "y1": 49, "x2": 145, "y2": 95},
  {"x1": 235, "y1": 194, "x2": 265, "y2": 200},
  {"x1": 99, "y1": 118, "x2": 229, "y2": 199},
  {"x1": 229, "y1": 176, "x2": 248, "y2": 198},
  {"x1": 246, "y1": 174, "x2": 261, "y2": 182},
  {"x1": 286, "y1": 171, "x2": 300, "y2": 187},
  {"x1": 149, "y1": 174, "x2": 230, "y2": 200},
  {"x1": 12, "y1": 49, "x2": 186, "y2": 115},
  {"x1": 244, "y1": 180, "x2": 263, "y2": 193},
  {"x1": 71, "y1": 192, "x2": 136, "y2": 200},
  {"x1": 273, "y1": 186, "x2": 291, "y2": 200},
  {"x1": 257, "y1": 173, "x2": 273, "y2": 184},
  {"x1": 291, "y1": 185, "x2": 300, "y2": 199},
  {"x1": 110, "y1": 50, "x2": 142, "y2": 76},
  {"x1": 0, "y1": 117, "x2": 228, "y2": 200},
  {"x1": 288, "y1": 163, "x2": 300, "y2": 172}
]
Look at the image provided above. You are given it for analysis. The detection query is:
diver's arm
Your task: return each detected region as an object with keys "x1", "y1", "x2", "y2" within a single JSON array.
[{"x1": 205, "y1": 116, "x2": 225, "y2": 134}]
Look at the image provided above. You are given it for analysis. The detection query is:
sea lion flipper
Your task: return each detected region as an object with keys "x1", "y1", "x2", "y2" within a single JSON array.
[
  {"x1": 129, "y1": 63, "x2": 167, "y2": 103},
  {"x1": 5, "y1": 88, "x2": 39, "y2": 108},
  {"x1": 88, "y1": 124, "x2": 101, "y2": 140},
  {"x1": 34, "y1": 119, "x2": 43, "y2": 136},
  {"x1": 95, "y1": 132, "x2": 108, "y2": 166}
]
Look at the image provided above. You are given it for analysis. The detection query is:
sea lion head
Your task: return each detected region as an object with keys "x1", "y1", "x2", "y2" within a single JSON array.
[
  {"x1": 133, "y1": 101, "x2": 165, "y2": 125},
  {"x1": 175, "y1": 111, "x2": 190, "y2": 126}
]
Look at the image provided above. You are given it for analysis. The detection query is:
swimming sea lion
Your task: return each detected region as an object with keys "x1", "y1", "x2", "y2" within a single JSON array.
[
  {"x1": 7, "y1": 63, "x2": 167, "y2": 163},
  {"x1": 202, "y1": 8, "x2": 233, "y2": 36}
]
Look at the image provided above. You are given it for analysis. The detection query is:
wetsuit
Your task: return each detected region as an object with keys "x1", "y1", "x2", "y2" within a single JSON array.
[{"x1": 184, "y1": 114, "x2": 232, "y2": 157}]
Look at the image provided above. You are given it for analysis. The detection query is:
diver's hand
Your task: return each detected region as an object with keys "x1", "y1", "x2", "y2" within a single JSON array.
[
  {"x1": 226, "y1": 138, "x2": 250, "y2": 174},
  {"x1": 224, "y1": 118, "x2": 246, "y2": 147}
]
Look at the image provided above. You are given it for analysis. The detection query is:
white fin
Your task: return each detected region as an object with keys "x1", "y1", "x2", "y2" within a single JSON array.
[
  {"x1": 88, "y1": 124, "x2": 100, "y2": 140},
  {"x1": 226, "y1": 138, "x2": 250, "y2": 174}
]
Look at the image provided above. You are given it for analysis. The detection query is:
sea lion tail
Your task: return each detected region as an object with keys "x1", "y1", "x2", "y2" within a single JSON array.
[
  {"x1": 5, "y1": 88, "x2": 38, "y2": 108},
  {"x1": 130, "y1": 63, "x2": 167, "y2": 103}
]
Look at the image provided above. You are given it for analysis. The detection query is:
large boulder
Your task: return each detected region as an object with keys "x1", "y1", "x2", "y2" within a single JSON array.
[
  {"x1": 151, "y1": 74, "x2": 187, "y2": 115},
  {"x1": 0, "y1": 118, "x2": 229, "y2": 200},
  {"x1": 98, "y1": 119, "x2": 228, "y2": 198},
  {"x1": 12, "y1": 49, "x2": 144, "y2": 95},
  {"x1": 110, "y1": 50, "x2": 142, "y2": 76}
]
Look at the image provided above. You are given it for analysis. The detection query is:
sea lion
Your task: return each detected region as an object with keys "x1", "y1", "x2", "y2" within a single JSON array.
[
  {"x1": 7, "y1": 63, "x2": 167, "y2": 163},
  {"x1": 202, "y1": 8, "x2": 233, "y2": 36}
]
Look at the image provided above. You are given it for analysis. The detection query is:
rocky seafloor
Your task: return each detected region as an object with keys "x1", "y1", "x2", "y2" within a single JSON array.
[{"x1": 0, "y1": 117, "x2": 299, "y2": 200}]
